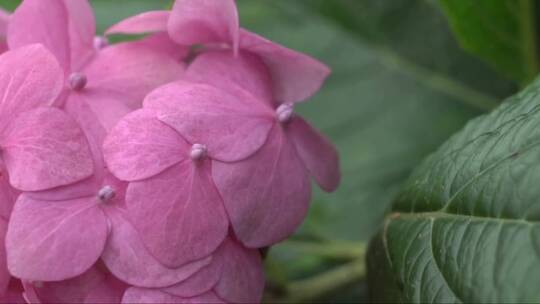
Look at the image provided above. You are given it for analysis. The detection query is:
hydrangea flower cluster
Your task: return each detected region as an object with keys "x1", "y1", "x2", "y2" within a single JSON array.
[{"x1": 0, "y1": 0, "x2": 340, "y2": 303}]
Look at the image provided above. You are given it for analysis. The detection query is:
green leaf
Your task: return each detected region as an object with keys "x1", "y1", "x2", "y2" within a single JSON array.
[
  {"x1": 439, "y1": 0, "x2": 539, "y2": 85},
  {"x1": 369, "y1": 77, "x2": 540, "y2": 302}
]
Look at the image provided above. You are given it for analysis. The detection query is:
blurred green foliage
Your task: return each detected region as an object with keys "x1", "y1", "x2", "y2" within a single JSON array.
[{"x1": 440, "y1": 0, "x2": 539, "y2": 85}]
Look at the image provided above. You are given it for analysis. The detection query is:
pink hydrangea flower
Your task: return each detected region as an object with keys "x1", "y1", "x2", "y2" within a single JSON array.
[
  {"x1": 103, "y1": 109, "x2": 229, "y2": 268},
  {"x1": 121, "y1": 236, "x2": 265, "y2": 304},
  {"x1": 0, "y1": 1, "x2": 338, "y2": 302},
  {"x1": 106, "y1": 0, "x2": 340, "y2": 247},
  {"x1": 8, "y1": 0, "x2": 186, "y2": 134}
]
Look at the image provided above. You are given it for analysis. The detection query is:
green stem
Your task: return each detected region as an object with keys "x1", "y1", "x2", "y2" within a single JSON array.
[
  {"x1": 519, "y1": 0, "x2": 539, "y2": 85},
  {"x1": 266, "y1": 241, "x2": 368, "y2": 302},
  {"x1": 283, "y1": 258, "x2": 367, "y2": 303}
]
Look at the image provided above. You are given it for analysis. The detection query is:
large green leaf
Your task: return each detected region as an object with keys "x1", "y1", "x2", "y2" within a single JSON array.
[
  {"x1": 439, "y1": 0, "x2": 539, "y2": 85},
  {"x1": 369, "y1": 77, "x2": 540, "y2": 302}
]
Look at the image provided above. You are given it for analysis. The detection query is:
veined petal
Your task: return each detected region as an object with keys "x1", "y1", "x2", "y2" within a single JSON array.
[
  {"x1": 83, "y1": 37, "x2": 184, "y2": 110},
  {"x1": 67, "y1": 90, "x2": 133, "y2": 133},
  {"x1": 213, "y1": 126, "x2": 311, "y2": 247},
  {"x1": 106, "y1": 11, "x2": 170, "y2": 35},
  {"x1": 186, "y1": 50, "x2": 274, "y2": 106},
  {"x1": 144, "y1": 81, "x2": 274, "y2": 162},
  {"x1": 288, "y1": 117, "x2": 340, "y2": 192},
  {"x1": 6, "y1": 195, "x2": 108, "y2": 281},
  {"x1": 214, "y1": 238, "x2": 264, "y2": 304},
  {"x1": 8, "y1": 0, "x2": 71, "y2": 71},
  {"x1": 101, "y1": 208, "x2": 212, "y2": 288},
  {"x1": 168, "y1": 0, "x2": 239, "y2": 52},
  {"x1": 240, "y1": 29, "x2": 331, "y2": 104},
  {"x1": 167, "y1": 236, "x2": 264, "y2": 303},
  {"x1": 104, "y1": 109, "x2": 189, "y2": 182},
  {"x1": 163, "y1": 255, "x2": 222, "y2": 298},
  {"x1": 2, "y1": 107, "x2": 94, "y2": 192},
  {"x1": 64, "y1": 0, "x2": 96, "y2": 70},
  {"x1": 0, "y1": 45, "x2": 64, "y2": 133},
  {"x1": 127, "y1": 160, "x2": 228, "y2": 268},
  {"x1": 27, "y1": 97, "x2": 108, "y2": 201}
]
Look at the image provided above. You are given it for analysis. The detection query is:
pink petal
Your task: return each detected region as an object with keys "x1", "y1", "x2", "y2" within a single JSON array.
[
  {"x1": 83, "y1": 37, "x2": 185, "y2": 110},
  {"x1": 123, "y1": 288, "x2": 224, "y2": 304},
  {"x1": 288, "y1": 117, "x2": 340, "y2": 192},
  {"x1": 1, "y1": 107, "x2": 94, "y2": 192},
  {"x1": 0, "y1": 165, "x2": 18, "y2": 219},
  {"x1": 166, "y1": 236, "x2": 264, "y2": 303},
  {"x1": 106, "y1": 11, "x2": 170, "y2": 35},
  {"x1": 8, "y1": 0, "x2": 71, "y2": 71},
  {"x1": 63, "y1": 92, "x2": 109, "y2": 151},
  {"x1": 64, "y1": 0, "x2": 96, "y2": 70},
  {"x1": 6, "y1": 195, "x2": 108, "y2": 281},
  {"x1": 104, "y1": 109, "x2": 189, "y2": 182},
  {"x1": 214, "y1": 237, "x2": 264, "y2": 304},
  {"x1": 240, "y1": 29, "x2": 331, "y2": 104},
  {"x1": 0, "y1": 45, "x2": 64, "y2": 133},
  {"x1": 163, "y1": 255, "x2": 222, "y2": 298},
  {"x1": 101, "y1": 208, "x2": 212, "y2": 288},
  {"x1": 67, "y1": 90, "x2": 133, "y2": 133},
  {"x1": 28, "y1": 99, "x2": 107, "y2": 201},
  {"x1": 168, "y1": 0, "x2": 239, "y2": 52},
  {"x1": 27, "y1": 266, "x2": 105, "y2": 303},
  {"x1": 0, "y1": 218, "x2": 10, "y2": 296},
  {"x1": 186, "y1": 50, "x2": 274, "y2": 106},
  {"x1": 134, "y1": 32, "x2": 190, "y2": 61},
  {"x1": 213, "y1": 126, "x2": 311, "y2": 247},
  {"x1": 144, "y1": 81, "x2": 274, "y2": 162},
  {"x1": 127, "y1": 160, "x2": 228, "y2": 268}
]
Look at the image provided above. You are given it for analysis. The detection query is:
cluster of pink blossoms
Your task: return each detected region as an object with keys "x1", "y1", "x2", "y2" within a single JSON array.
[{"x1": 0, "y1": 0, "x2": 340, "y2": 303}]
